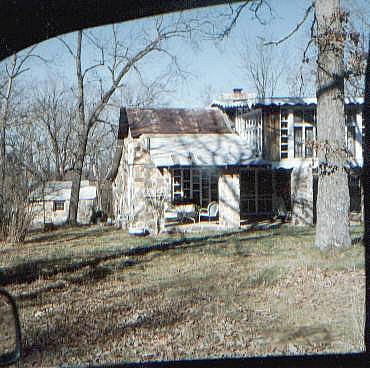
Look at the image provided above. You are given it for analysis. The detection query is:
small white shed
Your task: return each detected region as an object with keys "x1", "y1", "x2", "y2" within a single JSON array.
[{"x1": 31, "y1": 181, "x2": 97, "y2": 228}]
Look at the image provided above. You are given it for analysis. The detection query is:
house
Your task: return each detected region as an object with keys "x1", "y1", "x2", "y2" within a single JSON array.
[
  {"x1": 111, "y1": 93, "x2": 363, "y2": 232},
  {"x1": 30, "y1": 180, "x2": 97, "y2": 228},
  {"x1": 212, "y1": 89, "x2": 364, "y2": 224}
]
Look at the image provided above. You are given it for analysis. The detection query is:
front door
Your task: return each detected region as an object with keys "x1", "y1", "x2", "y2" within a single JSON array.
[{"x1": 240, "y1": 169, "x2": 272, "y2": 218}]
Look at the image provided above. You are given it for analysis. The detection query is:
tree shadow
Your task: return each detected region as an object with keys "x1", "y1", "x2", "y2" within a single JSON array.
[
  {"x1": 21, "y1": 281, "x2": 213, "y2": 364},
  {"x1": 3, "y1": 224, "x2": 283, "y2": 288},
  {"x1": 25, "y1": 225, "x2": 113, "y2": 245}
]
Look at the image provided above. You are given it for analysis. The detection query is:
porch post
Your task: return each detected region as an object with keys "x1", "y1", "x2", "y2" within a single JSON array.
[{"x1": 218, "y1": 168, "x2": 240, "y2": 228}]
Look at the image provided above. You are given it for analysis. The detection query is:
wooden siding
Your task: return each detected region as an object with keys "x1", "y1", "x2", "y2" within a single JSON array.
[{"x1": 263, "y1": 110, "x2": 280, "y2": 161}]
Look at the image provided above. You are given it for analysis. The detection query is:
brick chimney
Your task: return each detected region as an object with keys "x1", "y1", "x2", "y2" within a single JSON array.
[{"x1": 233, "y1": 88, "x2": 243, "y2": 98}]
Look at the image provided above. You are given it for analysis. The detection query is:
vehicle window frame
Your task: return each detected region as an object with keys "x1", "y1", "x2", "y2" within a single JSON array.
[{"x1": 1, "y1": 1, "x2": 368, "y2": 367}]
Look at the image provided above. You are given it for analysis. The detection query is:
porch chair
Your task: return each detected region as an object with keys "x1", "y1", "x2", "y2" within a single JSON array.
[
  {"x1": 198, "y1": 201, "x2": 219, "y2": 222},
  {"x1": 164, "y1": 207, "x2": 178, "y2": 223}
]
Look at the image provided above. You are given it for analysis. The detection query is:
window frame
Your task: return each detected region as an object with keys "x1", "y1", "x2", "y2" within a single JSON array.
[
  {"x1": 171, "y1": 167, "x2": 218, "y2": 207},
  {"x1": 292, "y1": 109, "x2": 316, "y2": 159},
  {"x1": 53, "y1": 200, "x2": 65, "y2": 212}
]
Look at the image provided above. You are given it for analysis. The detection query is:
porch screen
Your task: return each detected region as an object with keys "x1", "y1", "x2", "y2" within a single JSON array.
[
  {"x1": 171, "y1": 168, "x2": 218, "y2": 207},
  {"x1": 240, "y1": 169, "x2": 272, "y2": 217}
]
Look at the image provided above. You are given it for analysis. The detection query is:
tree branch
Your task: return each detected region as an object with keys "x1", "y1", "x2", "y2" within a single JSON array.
[{"x1": 265, "y1": 2, "x2": 315, "y2": 46}]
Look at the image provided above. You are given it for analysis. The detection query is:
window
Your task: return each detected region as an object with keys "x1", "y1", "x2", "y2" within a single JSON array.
[
  {"x1": 293, "y1": 110, "x2": 316, "y2": 159},
  {"x1": 305, "y1": 127, "x2": 314, "y2": 157},
  {"x1": 280, "y1": 109, "x2": 289, "y2": 159},
  {"x1": 30, "y1": 198, "x2": 43, "y2": 204},
  {"x1": 171, "y1": 168, "x2": 218, "y2": 206},
  {"x1": 53, "y1": 200, "x2": 65, "y2": 211},
  {"x1": 294, "y1": 126, "x2": 303, "y2": 158}
]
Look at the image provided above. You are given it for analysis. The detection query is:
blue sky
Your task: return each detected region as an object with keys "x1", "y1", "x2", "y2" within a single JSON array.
[{"x1": 24, "y1": 0, "x2": 368, "y2": 108}]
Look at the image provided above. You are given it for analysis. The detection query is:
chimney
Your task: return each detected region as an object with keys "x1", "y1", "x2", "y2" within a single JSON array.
[
  {"x1": 233, "y1": 88, "x2": 243, "y2": 97},
  {"x1": 118, "y1": 107, "x2": 129, "y2": 139},
  {"x1": 106, "y1": 107, "x2": 127, "y2": 182}
]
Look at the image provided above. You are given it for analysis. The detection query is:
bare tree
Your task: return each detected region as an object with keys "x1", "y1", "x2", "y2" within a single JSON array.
[
  {"x1": 363, "y1": 38, "x2": 369, "y2": 353},
  {"x1": 30, "y1": 84, "x2": 78, "y2": 180},
  {"x1": 240, "y1": 40, "x2": 284, "y2": 98},
  {"x1": 59, "y1": 17, "x2": 194, "y2": 225},
  {"x1": 0, "y1": 52, "x2": 30, "y2": 190},
  {"x1": 0, "y1": 48, "x2": 43, "y2": 242}
]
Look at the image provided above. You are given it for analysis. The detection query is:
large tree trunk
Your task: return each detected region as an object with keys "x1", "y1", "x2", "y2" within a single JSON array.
[
  {"x1": 363, "y1": 40, "x2": 369, "y2": 352},
  {"x1": 0, "y1": 55, "x2": 15, "y2": 192},
  {"x1": 67, "y1": 30, "x2": 85, "y2": 226},
  {"x1": 67, "y1": 134, "x2": 88, "y2": 225},
  {"x1": 314, "y1": 0, "x2": 351, "y2": 249}
]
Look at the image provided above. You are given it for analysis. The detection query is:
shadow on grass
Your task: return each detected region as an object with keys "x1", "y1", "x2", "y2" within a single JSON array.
[
  {"x1": 2, "y1": 222, "x2": 283, "y2": 288},
  {"x1": 25, "y1": 225, "x2": 114, "y2": 245},
  {"x1": 21, "y1": 290, "x2": 205, "y2": 363}
]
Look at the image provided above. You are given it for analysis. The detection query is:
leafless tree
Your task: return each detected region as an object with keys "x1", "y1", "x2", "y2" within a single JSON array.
[
  {"x1": 363, "y1": 37, "x2": 369, "y2": 354},
  {"x1": 0, "y1": 52, "x2": 32, "y2": 190},
  {"x1": 30, "y1": 83, "x2": 78, "y2": 180},
  {"x1": 59, "y1": 16, "x2": 197, "y2": 225},
  {"x1": 0, "y1": 47, "x2": 43, "y2": 242},
  {"x1": 240, "y1": 40, "x2": 284, "y2": 98}
]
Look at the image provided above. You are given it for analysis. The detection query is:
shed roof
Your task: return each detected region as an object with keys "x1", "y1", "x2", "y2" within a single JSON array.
[
  {"x1": 148, "y1": 134, "x2": 258, "y2": 167},
  {"x1": 32, "y1": 181, "x2": 97, "y2": 201},
  {"x1": 126, "y1": 108, "x2": 232, "y2": 137}
]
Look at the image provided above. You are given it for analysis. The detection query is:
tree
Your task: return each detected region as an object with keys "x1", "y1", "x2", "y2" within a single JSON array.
[
  {"x1": 30, "y1": 83, "x2": 78, "y2": 180},
  {"x1": 240, "y1": 40, "x2": 284, "y2": 98},
  {"x1": 0, "y1": 48, "x2": 42, "y2": 242},
  {"x1": 0, "y1": 53, "x2": 28, "y2": 191},
  {"x1": 314, "y1": 0, "x2": 351, "y2": 249},
  {"x1": 217, "y1": 1, "x2": 366, "y2": 248},
  {"x1": 61, "y1": 18, "x2": 193, "y2": 225},
  {"x1": 363, "y1": 38, "x2": 369, "y2": 353}
]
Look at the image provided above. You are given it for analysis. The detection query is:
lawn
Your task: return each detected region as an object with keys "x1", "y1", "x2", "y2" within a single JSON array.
[{"x1": 0, "y1": 224, "x2": 365, "y2": 367}]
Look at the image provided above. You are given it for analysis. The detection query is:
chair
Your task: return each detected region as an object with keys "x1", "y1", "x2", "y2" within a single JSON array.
[
  {"x1": 164, "y1": 207, "x2": 178, "y2": 223},
  {"x1": 198, "y1": 201, "x2": 219, "y2": 222}
]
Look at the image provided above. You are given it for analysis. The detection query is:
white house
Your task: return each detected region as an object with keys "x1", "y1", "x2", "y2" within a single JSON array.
[{"x1": 31, "y1": 180, "x2": 97, "y2": 228}]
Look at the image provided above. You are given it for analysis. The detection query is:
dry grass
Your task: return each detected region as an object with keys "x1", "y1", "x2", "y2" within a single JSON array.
[{"x1": 0, "y1": 224, "x2": 365, "y2": 366}]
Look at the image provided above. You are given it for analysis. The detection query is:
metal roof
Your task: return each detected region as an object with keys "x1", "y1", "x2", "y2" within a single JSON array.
[
  {"x1": 212, "y1": 96, "x2": 364, "y2": 110},
  {"x1": 148, "y1": 134, "x2": 258, "y2": 167},
  {"x1": 32, "y1": 181, "x2": 97, "y2": 201}
]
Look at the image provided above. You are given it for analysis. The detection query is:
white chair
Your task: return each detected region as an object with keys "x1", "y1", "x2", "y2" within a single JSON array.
[
  {"x1": 198, "y1": 201, "x2": 219, "y2": 222},
  {"x1": 164, "y1": 207, "x2": 178, "y2": 223}
]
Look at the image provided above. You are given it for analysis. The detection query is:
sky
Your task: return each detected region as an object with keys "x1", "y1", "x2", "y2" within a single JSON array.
[{"x1": 20, "y1": 0, "x2": 370, "y2": 109}]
